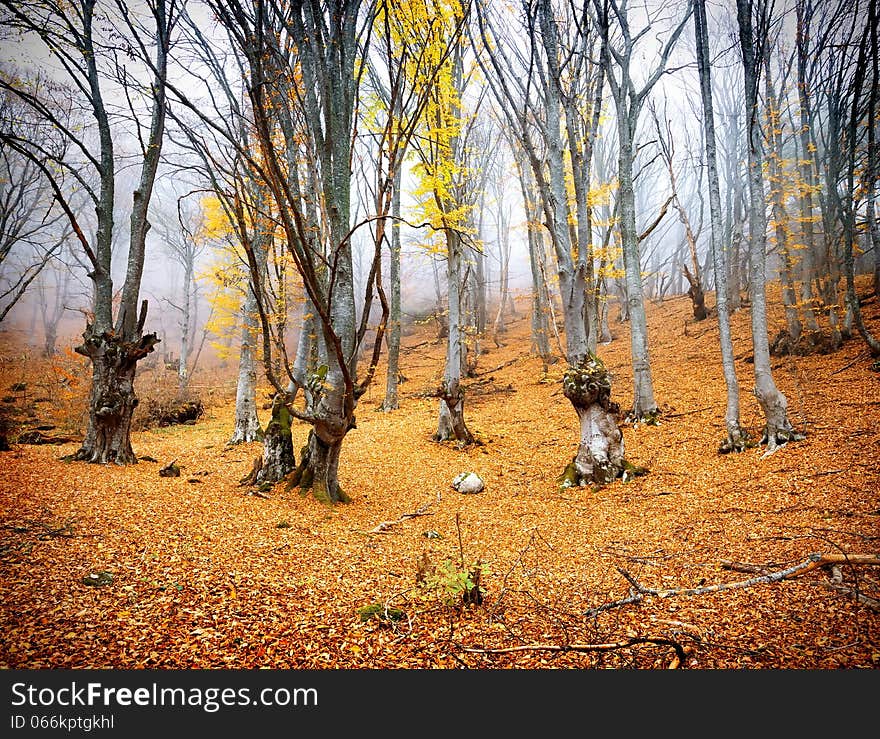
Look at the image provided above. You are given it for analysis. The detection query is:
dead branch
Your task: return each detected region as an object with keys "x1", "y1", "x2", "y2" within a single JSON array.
[
  {"x1": 665, "y1": 406, "x2": 714, "y2": 419},
  {"x1": 619, "y1": 553, "x2": 880, "y2": 599},
  {"x1": 35, "y1": 519, "x2": 77, "y2": 539},
  {"x1": 584, "y1": 591, "x2": 644, "y2": 617},
  {"x1": 462, "y1": 636, "x2": 687, "y2": 666},
  {"x1": 587, "y1": 553, "x2": 880, "y2": 616},
  {"x1": 400, "y1": 339, "x2": 439, "y2": 354},
  {"x1": 367, "y1": 501, "x2": 434, "y2": 534},
  {"x1": 831, "y1": 352, "x2": 868, "y2": 375},
  {"x1": 471, "y1": 356, "x2": 522, "y2": 377},
  {"x1": 720, "y1": 560, "x2": 774, "y2": 574},
  {"x1": 817, "y1": 581, "x2": 880, "y2": 611}
]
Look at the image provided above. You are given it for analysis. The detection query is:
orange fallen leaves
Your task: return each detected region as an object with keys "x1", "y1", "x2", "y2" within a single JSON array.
[{"x1": 0, "y1": 280, "x2": 878, "y2": 669}]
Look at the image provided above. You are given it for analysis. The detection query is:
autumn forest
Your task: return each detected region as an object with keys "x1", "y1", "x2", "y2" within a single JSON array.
[{"x1": 0, "y1": 0, "x2": 878, "y2": 672}]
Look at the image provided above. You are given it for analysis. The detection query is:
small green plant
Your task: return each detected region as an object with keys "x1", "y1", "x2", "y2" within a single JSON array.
[
  {"x1": 424, "y1": 558, "x2": 486, "y2": 607},
  {"x1": 357, "y1": 603, "x2": 405, "y2": 623}
]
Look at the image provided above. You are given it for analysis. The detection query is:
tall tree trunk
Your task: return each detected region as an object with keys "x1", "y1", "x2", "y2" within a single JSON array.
[
  {"x1": 618, "y1": 131, "x2": 659, "y2": 421},
  {"x1": 435, "y1": 228, "x2": 473, "y2": 444},
  {"x1": 737, "y1": 0, "x2": 803, "y2": 451},
  {"x1": 178, "y1": 261, "x2": 193, "y2": 393},
  {"x1": 520, "y1": 163, "x2": 552, "y2": 369},
  {"x1": 229, "y1": 284, "x2": 263, "y2": 445},
  {"x1": 868, "y1": 0, "x2": 880, "y2": 298},
  {"x1": 493, "y1": 204, "x2": 511, "y2": 342},
  {"x1": 695, "y1": 0, "x2": 748, "y2": 452},
  {"x1": 381, "y1": 167, "x2": 403, "y2": 411},
  {"x1": 795, "y1": 3, "x2": 822, "y2": 331},
  {"x1": 728, "y1": 178, "x2": 745, "y2": 311},
  {"x1": 74, "y1": 0, "x2": 170, "y2": 464},
  {"x1": 841, "y1": 0, "x2": 880, "y2": 357}
]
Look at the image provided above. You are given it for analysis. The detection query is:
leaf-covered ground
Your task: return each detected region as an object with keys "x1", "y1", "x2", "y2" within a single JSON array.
[{"x1": 1, "y1": 283, "x2": 878, "y2": 669}]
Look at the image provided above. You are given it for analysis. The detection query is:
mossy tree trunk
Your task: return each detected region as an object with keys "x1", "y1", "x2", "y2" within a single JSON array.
[
  {"x1": 256, "y1": 393, "x2": 296, "y2": 485},
  {"x1": 560, "y1": 357, "x2": 638, "y2": 487},
  {"x1": 288, "y1": 427, "x2": 350, "y2": 504}
]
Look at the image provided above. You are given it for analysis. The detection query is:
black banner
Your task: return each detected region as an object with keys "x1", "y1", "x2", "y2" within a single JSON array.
[{"x1": 0, "y1": 669, "x2": 866, "y2": 734}]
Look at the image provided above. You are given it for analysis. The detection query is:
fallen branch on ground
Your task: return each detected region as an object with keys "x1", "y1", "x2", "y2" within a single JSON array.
[
  {"x1": 665, "y1": 407, "x2": 713, "y2": 419},
  {"x1": 586, "y1": 553, "x2": 880, "y2": 616},
  {"x1": 462, "y1": 636, "x2": 688, "y2": 668},
  {"x1": 471, "y1": 356, "x2": 522, "y2": 377},
  {"x1": 366, "y1": 501, "x2": 434, "y2": 534}
]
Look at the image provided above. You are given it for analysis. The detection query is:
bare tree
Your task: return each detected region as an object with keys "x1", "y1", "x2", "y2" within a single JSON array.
[
  {"x1": 155, "y1": 195, "x2": 206, "y2": 393},
  {"x1": 0, "y1": 81, "x2": 72, "y2": 323},
  {"x1": 694, "y1": 0, "x2": 748, "y2": 452},
  {"x1": 0, "y1": 0, "x2": 181, "y2": 464},
  {"x1": 594, "y1": 0, "x2": 692, "y2": 423},
  {"x1": 736, "y1": 0, "x2": 802, "y2": 451}
]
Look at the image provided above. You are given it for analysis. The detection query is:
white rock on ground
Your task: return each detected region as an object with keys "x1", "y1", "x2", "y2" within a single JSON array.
[{"x1": 452, "y1": 472, "x2": 484, "y2": 494}]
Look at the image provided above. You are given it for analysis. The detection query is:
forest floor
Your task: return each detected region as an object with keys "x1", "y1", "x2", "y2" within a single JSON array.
[{"x1": 1, "y1": 281, "x2": 878, "y2": 669}]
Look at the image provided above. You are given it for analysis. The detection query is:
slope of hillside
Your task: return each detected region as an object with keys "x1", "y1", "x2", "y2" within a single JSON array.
[{"x1": 1, "y1": 281, "x2": 878, "y2": 669}]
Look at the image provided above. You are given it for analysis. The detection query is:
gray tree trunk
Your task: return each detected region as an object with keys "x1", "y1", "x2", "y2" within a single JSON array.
[
  {"x1": 538, "y1": 0, "x2": 589, "y2": 366},
  {"x1": 178, "y1": 259, "x2": 193, "y2": 392},
  {"x1": 795, "y1": 2, "x2": 822, "y2": 329},
  {"x1": 617, "y1": 130, "x2": 658, "y2": 421},
  {"x1": 736, "y1": 0, "x2": 803, "y2": 450},
  {"x1": 596, "y1": 0, "x2": 691, "y2": 422},
  {"x1": 517, "y1": 155, "x2": 552, "y2": 368},
  {"x1": 695, "y1": 0, "x2": 747, "y2": 452},
  {"x1": 765, "y1": 64, "x2": 803, "y2": 343},
  {"x1": 493, "y1": 203, "x2": 511, "y2": 341},
  {"x1": 435, "y1": 228, "x2": 473, "y2": 444},
  {"x1": 380, "y1": 166, "x2": 403, "y2": 411},
  {"x1": 74, "y1": 1, "x2": 171, "y2": 464},
  {"x1": 228, "y1": 282, "x2": 263, "y2": 445}
]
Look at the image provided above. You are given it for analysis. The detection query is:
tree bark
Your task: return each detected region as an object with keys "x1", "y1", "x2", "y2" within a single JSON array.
[
  {"x1": 694, "y1": 0, "x2": 748, "y2": 452},
  {"x1": 618, "y1": 131, "x2": 659, "y2": 421},
  {"x1": 74, "y1": 319, "x2": 159, "y2": 464},
  {"x1": 229, "y1": 282, "x2": 263, "y2": 445},
  {"x1": 560, "y1": 357, "x2": 643, "y2": 487},
  {"x1": 737, "y1": 0, "x2": 803, "y2": 450},
  {"x1": 380, "y1": 166, "x2": 403, "y2": 411},
  {"x1": 288, "y1": 428, "x2": 349, "y2": 504},
  {"x1": 765, "y1": 61, "x2": 803, "y2": 343},
  {"x1": 434, "y1": 228, "x2": 474, "y2": 444},
  {"x1": 255, "y1": 393, "x2": 295, "y2": 485}
]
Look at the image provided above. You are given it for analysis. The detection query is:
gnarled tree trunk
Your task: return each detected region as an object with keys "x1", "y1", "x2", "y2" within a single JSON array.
[
  {"x1": 74, "y1": 319, "x2": 159, "y2": 464},
  {"x1": 560, "y1": 357, "x2": 643, "y2": 487},
  {"x1": 255, "y1": 393, "x2": 295, "y2": 485},
  {"x1": 288, "y1": 425, "x2": 350, "y2": 504}
]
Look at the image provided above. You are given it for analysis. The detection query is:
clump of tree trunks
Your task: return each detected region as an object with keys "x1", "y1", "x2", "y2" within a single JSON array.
[
  {"x1": 137, "y1": 395, "x2": 204, "y2": 429},
  {"x1": 560, "y1": 355, "x2": 647, "y2": 488}
]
